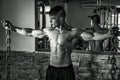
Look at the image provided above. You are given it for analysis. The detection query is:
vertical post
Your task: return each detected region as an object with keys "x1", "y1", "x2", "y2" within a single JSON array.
[
  {"x1": 100, "y1": 7, "x2": 102, "y2": 27},
  {"x1": 116, "y1": 9, "x2": 118, "y2": 27},
  {"x1": 65, "y1": 3, "x2": 68, "y2": 24},
  {"x1": 114, "y1": 7, "x2": 116, "y2": 27},
  {"x1": 42, "y1": 3, "x2": 46, "y2": 29}
]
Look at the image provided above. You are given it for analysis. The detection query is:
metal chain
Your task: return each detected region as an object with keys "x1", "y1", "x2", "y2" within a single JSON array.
[
  {"x1": 109, "y1": 51, "x2": 117, "y2": 80},
  {"x1": 108, "y1": 28, "x2": 119, "y2": 80},
  {"x1": 5, "y1": 25, "x2": 11, "y2": 80}
]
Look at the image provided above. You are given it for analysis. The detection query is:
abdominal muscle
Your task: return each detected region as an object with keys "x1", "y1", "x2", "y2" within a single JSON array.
[{"x1": 50, "y1": 44, "x2": 72, "y2": 67}]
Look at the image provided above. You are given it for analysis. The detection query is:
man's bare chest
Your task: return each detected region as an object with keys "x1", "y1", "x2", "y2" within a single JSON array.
[{"x1": 50, "y1": 31, "x2": 72, "y2": 46}]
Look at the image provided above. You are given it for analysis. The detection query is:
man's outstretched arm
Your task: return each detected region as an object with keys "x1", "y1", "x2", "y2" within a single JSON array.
[
  {"x1": 80, "y1": 29, "x2": 113, "y2": 41},
  {"x1": 2, "y1": 20, "x2": 47, "y2": 38}
]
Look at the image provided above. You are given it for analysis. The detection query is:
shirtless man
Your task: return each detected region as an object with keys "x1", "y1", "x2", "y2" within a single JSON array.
[
  {"x1": 2, "y1": 6, "x2": 113, "y2": 80},
  {"x1": 86, "y1": 14, "x2": 109, "y2": 51}
]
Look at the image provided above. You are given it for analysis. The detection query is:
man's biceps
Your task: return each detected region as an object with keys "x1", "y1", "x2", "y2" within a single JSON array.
[
  {"x1": 82, "y1": 37, "x2": 91, "y2": 41},
  {"x1": 81, "y1": 32, "x2": 93, "y2": 38},
  {"x1": 93, "y1": 32, "x2": 103, "y2": 36},
  {"x1": 37, "y1": 34, "x2": 47, "y2": 38},
  {"x1": 31, "y1": 30, "x2": 43, "y2": 35}
]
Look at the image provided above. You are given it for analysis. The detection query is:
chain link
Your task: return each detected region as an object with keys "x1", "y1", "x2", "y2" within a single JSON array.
[
  {"x1": 5, "y1": 26, "x2": 11, "y2": 80},
  {"x1": 108, "y1": 29, "x2": 119, "y2": 80}
]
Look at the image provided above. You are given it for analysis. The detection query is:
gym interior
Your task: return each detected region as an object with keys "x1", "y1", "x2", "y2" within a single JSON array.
[{"x1": 0, "y1": 0, "x2": 120, "y2": 80}]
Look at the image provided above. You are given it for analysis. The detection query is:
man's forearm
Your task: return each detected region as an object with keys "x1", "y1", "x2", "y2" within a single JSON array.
[
  {"x1": 11, "y1": 26, "x2": 33, "y2": 36},
  {"x1": 81, "y1": 29, "x2": 114, "y2": 41},
  {"x1": 92, "y1": 30, "x2": 113, "y2": 40},
  {"x1": 11, "y1": 26, "x2": 21, "y2": 32},
  {"x1": 11, "y1": 26, "x2": 46, "y2": 38}
]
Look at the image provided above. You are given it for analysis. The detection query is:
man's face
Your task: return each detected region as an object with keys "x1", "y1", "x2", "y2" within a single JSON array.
[{"x1": 50, "y1": 15, "x2": 61, "y2": 28}]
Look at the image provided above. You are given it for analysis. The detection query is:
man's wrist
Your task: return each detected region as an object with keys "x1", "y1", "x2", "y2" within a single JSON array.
[{"x1": 11, "y1": 26, "x2": 17, "y2": 32}]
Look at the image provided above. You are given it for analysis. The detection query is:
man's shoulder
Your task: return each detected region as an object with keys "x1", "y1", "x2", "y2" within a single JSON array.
[
  {"x1": 65, "y1": 25, "x2": 74, "y2": 30},
  {"x1": 84, "y1": 28, "x2": 95, "y2": 33},
  {"x1": 85, "y1": 27, "x2": 108, "y2": 33},
  {"x1": 71, "y1": 27, "x2": 79, "y2": 31},
  {"x1": 95, "y1": 28, "x2": 109, "y2": 34},
  {"x1": 85, "y1": 28, "x2": 94, "y2": 30},
  {"x1": 43, "y1": 27, "x2": 53, "y2": 31}
]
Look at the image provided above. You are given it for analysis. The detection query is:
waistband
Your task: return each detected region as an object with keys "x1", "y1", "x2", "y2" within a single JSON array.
[{"x1": 48, "y1": 64, "x2": 73, "y2": 70}]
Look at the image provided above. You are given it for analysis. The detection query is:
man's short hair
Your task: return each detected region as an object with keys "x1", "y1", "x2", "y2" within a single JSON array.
[
  {"x1": 91, "y1": 15, "x2": 100, "y2": 24},
  {"x1": 49, "y1": 5, "x2": 66, "y2": 18}
]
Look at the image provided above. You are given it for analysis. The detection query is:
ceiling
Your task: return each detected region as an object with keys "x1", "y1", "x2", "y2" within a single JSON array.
[
  {"x1": 37, "y1": 0, "x2": 120, "y2": 7},
  {"x1": 37, "y1": 0, "x2": 120, "y2": 2}
]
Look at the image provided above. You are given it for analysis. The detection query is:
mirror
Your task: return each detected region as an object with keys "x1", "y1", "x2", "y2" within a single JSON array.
[
  {"x1": 35, "y1": 0, "x2": 51, "y2": 51},
  {"x1": 35, "y1": 0, "x2": 120, "y2": 52}
]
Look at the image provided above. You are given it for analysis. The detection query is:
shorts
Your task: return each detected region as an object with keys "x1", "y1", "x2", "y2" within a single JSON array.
[{"x1": 46, "y1": 64, "x2": 75, "y2": 80}]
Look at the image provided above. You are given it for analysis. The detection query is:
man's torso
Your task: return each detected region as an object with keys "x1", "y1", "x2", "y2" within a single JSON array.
[
  {"x1": 43, "y1": 27, "x2": 78, "y2": 67},
  {"x1": 86, "y1": 27, "x2": 108, "y2": 51}
]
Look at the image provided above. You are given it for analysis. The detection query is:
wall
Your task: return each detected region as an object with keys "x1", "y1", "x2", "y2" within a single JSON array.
[
  {"x1": 50, "y1": 1, "x2": 94, "y2": 28},
  {"x1": 66, "y1": 0, "x2": 120, "y2": 29},
  {"x1": 0, "y1": 51, "x2": 120, "y2": 80},
  {"x1": 67, "y1": 1, "x2": 94, "y2": 28},
  {"x1": 0, "y1": 0, "x2": 35, "y2": 52},
  {"x1": 101, "y1": 0, "x2": 120, "y2": 6}
]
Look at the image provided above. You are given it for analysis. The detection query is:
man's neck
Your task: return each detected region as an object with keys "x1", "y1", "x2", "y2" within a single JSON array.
[
  {"x1": 56, "y1": 25, "x2": 64, "y2": 33},
  {"x1": 93, "y1": 24, "x2": 100, "y2": 28},
  {"x1": 56, "y1": 22, "x2": 67, "y2": 33}
]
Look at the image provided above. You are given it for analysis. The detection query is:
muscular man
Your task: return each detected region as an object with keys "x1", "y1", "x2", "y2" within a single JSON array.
[
  {"x1": 86, "y1": 14, "x2": 109, "y2": 51},
  {"x1": 2, "y1": 6, "x2": 113, "y2": 80}
]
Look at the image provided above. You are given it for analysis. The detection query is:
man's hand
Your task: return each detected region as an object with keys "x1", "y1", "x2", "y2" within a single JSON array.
[{"x1": 1, "y1": 20, "x2": 13, "y2": 30}]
